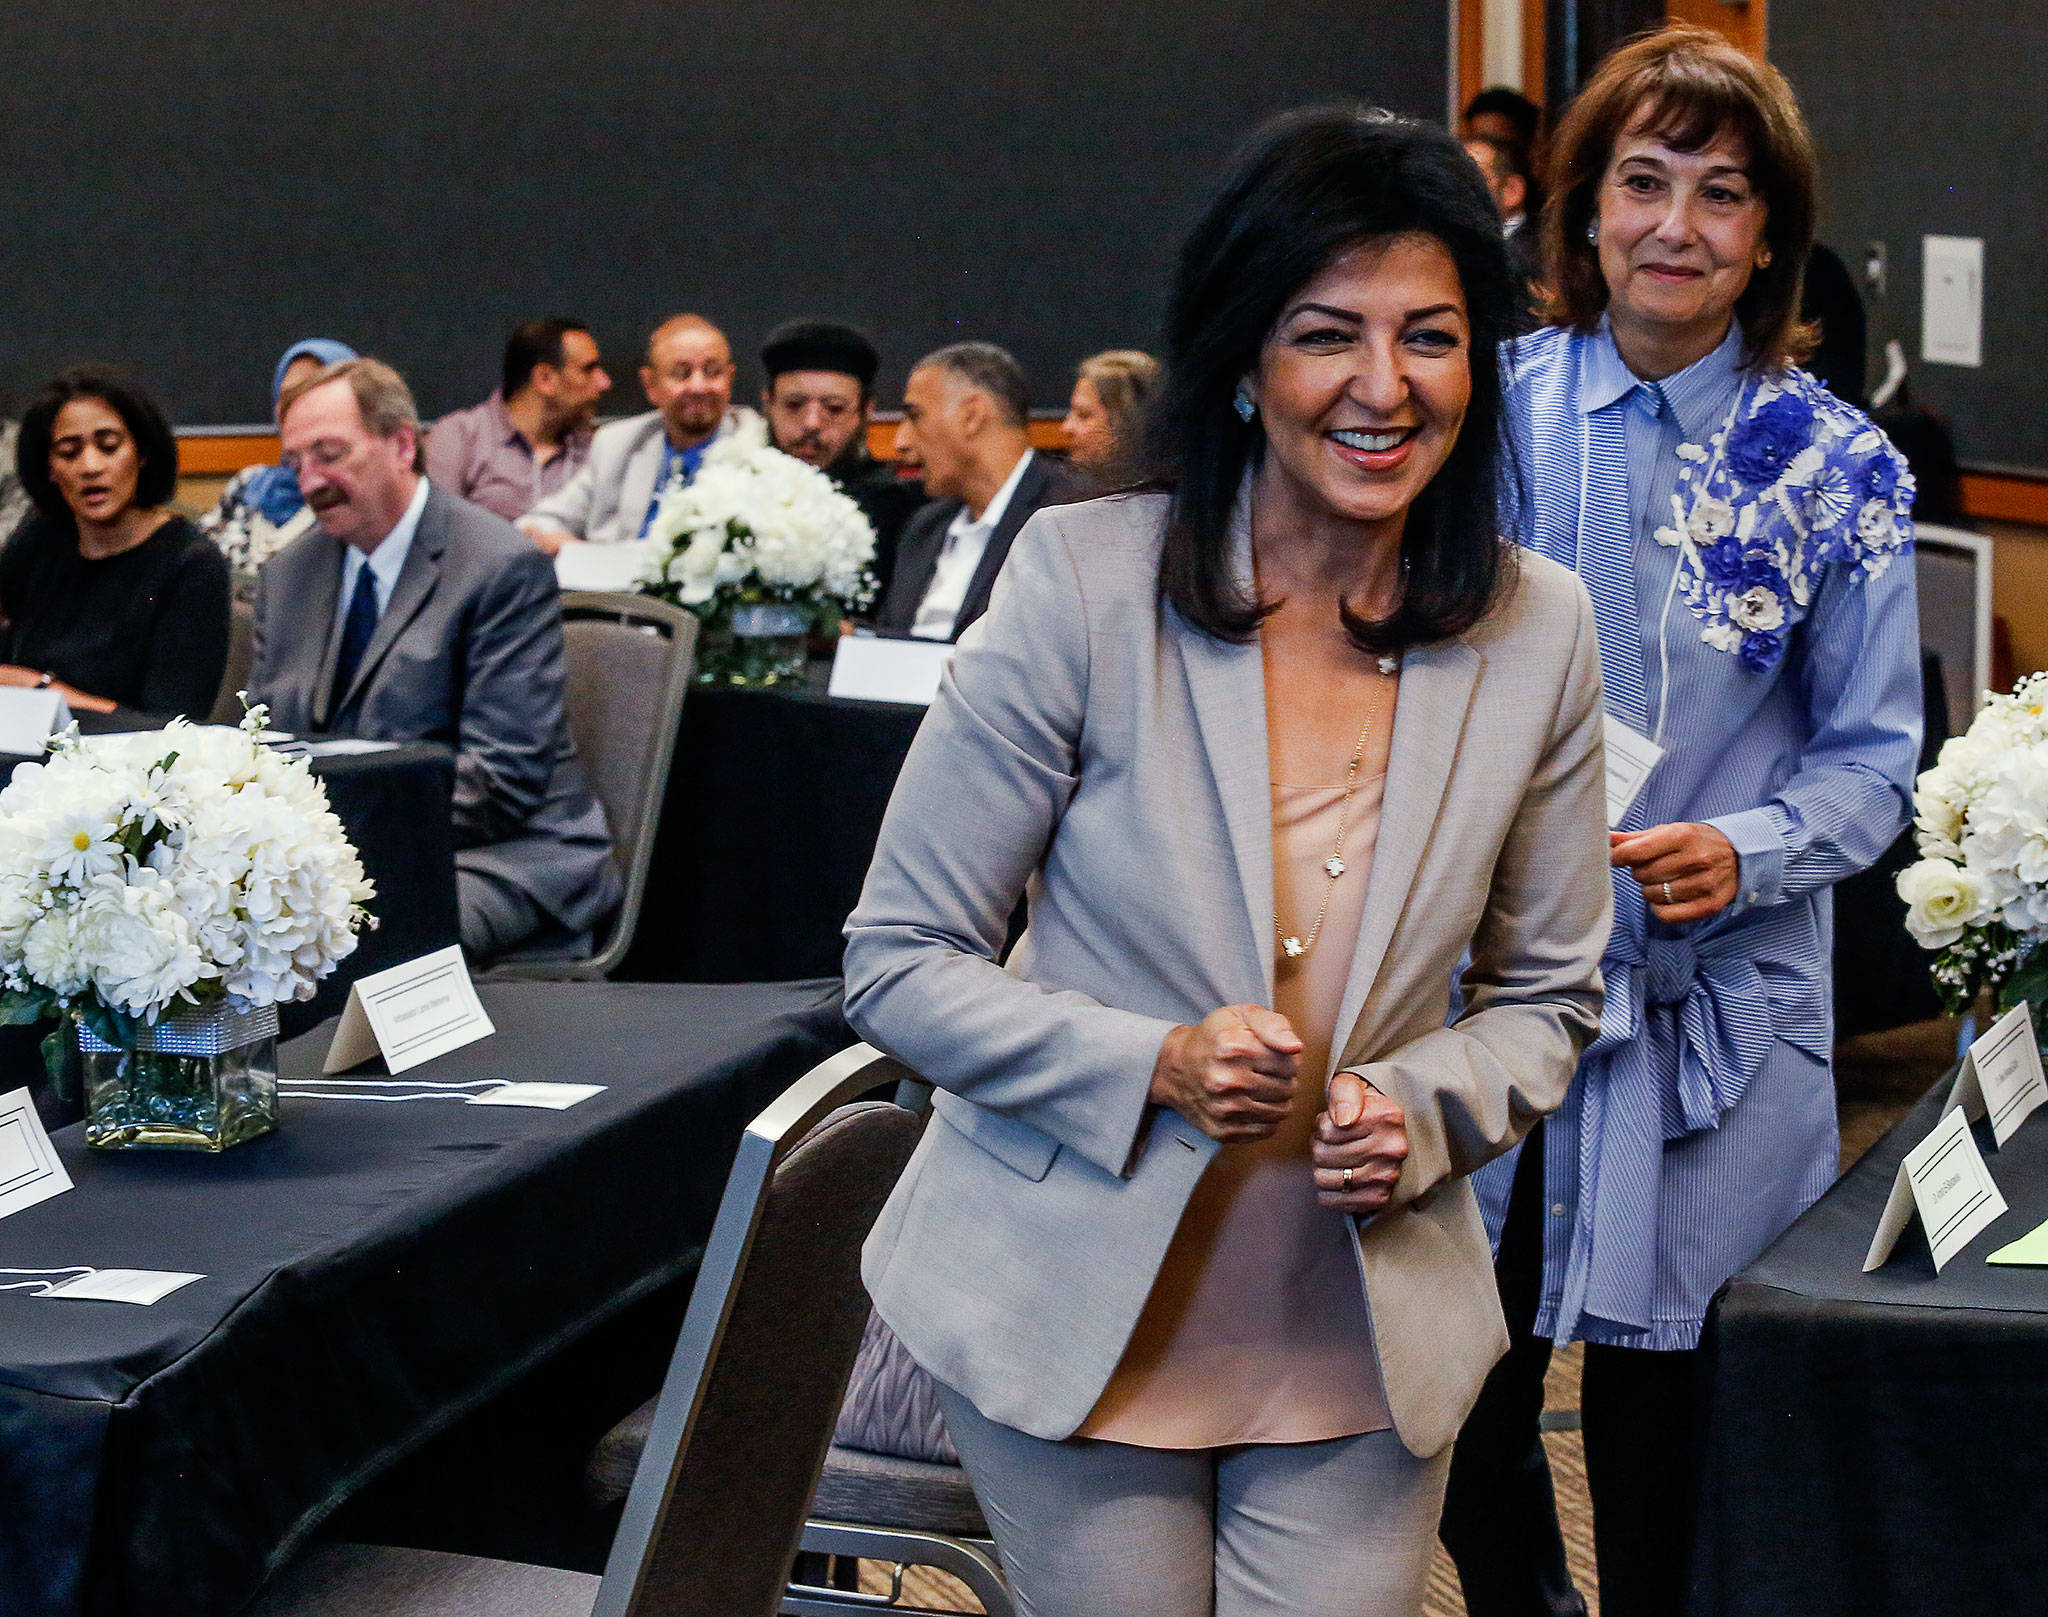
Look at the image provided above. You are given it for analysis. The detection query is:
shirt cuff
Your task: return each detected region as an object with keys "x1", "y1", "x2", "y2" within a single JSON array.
[{"x1": 1706, "y1": 808, "x2": 1787, "y2": 915}]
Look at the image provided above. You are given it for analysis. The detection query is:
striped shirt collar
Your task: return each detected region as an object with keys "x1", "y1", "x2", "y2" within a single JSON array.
[{"x1": 1579, "y1": 317, "x2": 1746, "y2": 439}]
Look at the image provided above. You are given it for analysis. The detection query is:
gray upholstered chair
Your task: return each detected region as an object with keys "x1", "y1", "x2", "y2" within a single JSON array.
[
  {"x1": 248, "y1": 1043, "x2": 921, "y2": 1617},
  {"x1": 210, "y1": 598, "x2": 257, "y2": 724},
  {"x1": 587, "y1": 1073, "x2": 1015, "y2": 1617},
  {"x1": 492, "y1": 590, "x2": 697, "y2": 979}
]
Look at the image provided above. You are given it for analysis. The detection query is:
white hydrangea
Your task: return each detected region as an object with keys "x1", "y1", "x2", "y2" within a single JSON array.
[
  {"x1": 643, "y1": 431, "x2": 877, "y2": 613},
  {"x1": 1901, "y1": 674, "x2": 2048, "y2": 1006},
  {"x1": 0, "y1": 708, "x2": 374, "y2": 1027}
]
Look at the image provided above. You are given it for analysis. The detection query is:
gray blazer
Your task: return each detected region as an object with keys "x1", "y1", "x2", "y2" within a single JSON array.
[
  {"x1": 844, "y1": 492, "x2": 1611, "y2": 1456},
  {"x1": 525, "y1": 407, "x2": 759, "y2": 545},
  {"x1": 250, "y1": 483, "x2": 622, "y2": 938}
]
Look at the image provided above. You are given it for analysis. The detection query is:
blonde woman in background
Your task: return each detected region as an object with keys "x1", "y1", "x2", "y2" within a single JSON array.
[{"x1": 1059, "y1": 348, "x2": 1158, "y2": 484}]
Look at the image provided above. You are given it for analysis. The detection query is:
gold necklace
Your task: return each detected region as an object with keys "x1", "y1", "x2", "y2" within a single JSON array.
[{"x1": 1274, "y1": 655, "x2": 1397, "y2": 961}]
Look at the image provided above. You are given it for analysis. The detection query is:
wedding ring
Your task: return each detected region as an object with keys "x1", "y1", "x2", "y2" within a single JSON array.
[
  {"x1": 1342, "y1": 1167, "x2": 1354, "y2": 1191},
  {"x1": 1662, "y1": 881, "x2": 1674, "y2": 904}
]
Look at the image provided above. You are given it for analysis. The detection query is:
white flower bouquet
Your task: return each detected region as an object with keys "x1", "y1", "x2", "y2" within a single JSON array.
[
  {"x1": 1897, "y1": 673, "x2": 2048, "y2": 1011},
  {"x1": 640, "y1": 416, "x2": 876, "y2": 683},
  {"x1": 0, "y1": 708, "x2": 375, "y2": 1064}
]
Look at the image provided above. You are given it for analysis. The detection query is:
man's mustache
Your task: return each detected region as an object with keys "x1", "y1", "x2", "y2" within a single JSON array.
[{"x1": 307, "y1": 487, "x2": 347, "y2": 511}]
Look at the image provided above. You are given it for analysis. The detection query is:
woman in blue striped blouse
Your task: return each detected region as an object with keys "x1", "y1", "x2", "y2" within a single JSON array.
[{"x1": 1438, "y1": 30, "x2": 1922, "y2": 1617}]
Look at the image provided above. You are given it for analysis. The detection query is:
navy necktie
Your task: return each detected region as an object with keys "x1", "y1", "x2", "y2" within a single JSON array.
[{"x1": 330, "y1": 564, "x2": 380, "y2": 713}]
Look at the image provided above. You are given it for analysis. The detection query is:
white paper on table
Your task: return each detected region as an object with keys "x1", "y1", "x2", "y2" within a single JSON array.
[
  {"x1": 299, "y1": 738, "x2": 400, "y2": 757},
  {"x1": 1946, "y1": 1000, "x2": 2048, "y2": 1147},
  {"x1": 324, "y1": 945, "x2": 495, "y2": 1075},
  {"x1": 468, "y1": 1082, "x2": 606, "y2": 1111},
  {"x1": 0, "y1": 688, "x2": 70, "y2": 757},
  {"x1": 1602, "y1": 713, "x2": 1665, "y2": 829},
  {"x1": 0, "y1": 1088, "x2": 71, "y2": 1222},
  {"x1": 554, "y1": 538, "x2": 661, "y2": 593},
  {"x1": 827, "y1": 634, "x2": 955, "y2": 706},
  {"x1": 1864, "y1": 1104, "x2": 2008, "y2": 1272},
  {"x1": 37, "y1": 1269, "x2": 205, "y2": 1305}
]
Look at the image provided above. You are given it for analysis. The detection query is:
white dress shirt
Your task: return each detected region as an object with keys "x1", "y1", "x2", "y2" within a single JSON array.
[
  {"x1": 334, "y1": 477, "x2": 430, "y2": 639},
  {"x1": 911, "y1": 449, "x2": 1034, "y2": 641}
]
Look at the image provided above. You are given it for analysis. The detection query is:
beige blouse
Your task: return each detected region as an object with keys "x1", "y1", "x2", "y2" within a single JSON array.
[{"x1": 1075, "y1": 775, "x2": 1393, "y2": 1447}]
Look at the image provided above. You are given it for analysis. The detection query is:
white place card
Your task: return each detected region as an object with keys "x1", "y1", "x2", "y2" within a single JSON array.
[
  {"x1": 1865, "y1": 1105, "x2": 2009, "y2": 1273},
  {"x1": 0, "y1": 688, "x2": 71, "y2": 757},
  {"x1": 468, "y1": 1082, "x2": 605, "y2": 1111},
  {"x1": 828, "y1": 634, "x2": 955, "y2": 706},
  {"x1": 553, "y1": 537, "x2": 661, "y2": 593},
  {"x1": 1946, "y1": 1001, "x2": 2048, "y2": 1147},
  {"x1": 0, "y1": 1088, "x2": 71, "y2": 1222},
  {"x1": 324, "y1": 946, "x2": 495, "y2": 1076},
  {"x1": 1602, "y1": 713, "x2": 1665, "y2": 828},
  {"x1": 37, "y1": 1269, "x2": 204, "y2": 1305}
]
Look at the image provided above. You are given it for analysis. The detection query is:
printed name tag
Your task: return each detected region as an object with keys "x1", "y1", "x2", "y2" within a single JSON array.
[
  {"x1": 37, "y1": 1270, "x2": 205, "y2": 1305},
  {"x1": 324, "y1": 946, "x2": 495, "y2": 1075},
  {"x1": 1602, "y1": 713, "x2": 1665, "y2": 828},
  {"x1": 1865, "y1": 1104, "x2": 2008, "y2": 1272},
  {"x1": 1947, "y1": 1001, "x2": 2048, "y2": 1148},
  {"x1": 468, "y1": 1082, "x2": 605, "y2": 1111}
]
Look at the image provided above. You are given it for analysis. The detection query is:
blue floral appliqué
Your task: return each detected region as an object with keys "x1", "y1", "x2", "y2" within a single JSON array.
[{"x1": 1653, "y1": 369, "x2": 1915, "y2": 674}]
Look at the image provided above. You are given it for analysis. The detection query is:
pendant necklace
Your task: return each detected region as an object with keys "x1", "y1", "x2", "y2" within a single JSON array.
[{"x1": 1275, "y1": 655, "x2": 1397, "y2": 961}]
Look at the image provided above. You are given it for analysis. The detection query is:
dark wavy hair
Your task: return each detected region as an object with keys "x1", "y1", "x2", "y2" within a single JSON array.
[
  {"x1": 17, "y1": 365, "x2": 179, "y2": 521},
  {"x1": 1147, "y1": 106, "x2": 1519, "y2": 651}
]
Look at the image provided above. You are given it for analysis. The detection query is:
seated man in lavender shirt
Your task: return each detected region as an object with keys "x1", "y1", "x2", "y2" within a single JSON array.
[{"x1": 422, "y1": 318, "x2": 609, "y2": 523}]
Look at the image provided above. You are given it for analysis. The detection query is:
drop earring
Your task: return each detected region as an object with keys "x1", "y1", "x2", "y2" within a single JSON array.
[
  {"x1": 1757, "y1": 246, "x2": 1773, "y2": 268},
  {"x1": 1586, "y1": 218, "x2": 1600, "y2": 245},
  {"x1": 1233, "y1": 387, "x2": 1256, "y2": 423}
]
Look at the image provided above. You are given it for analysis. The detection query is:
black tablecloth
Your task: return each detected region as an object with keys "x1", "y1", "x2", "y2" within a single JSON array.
[
  {"x1": 0, "y1": 733, "x2": 460, "y2": 1118},
  {"x1": 622, "y1": 662, "x2": 925, "y2": 983},
  {"x1": 0, "y1": 978, "x2": 843, "y2": 1617},
  {"x1": 1696, "y1": 1068, "x2": 2048, "y2": 1616}
]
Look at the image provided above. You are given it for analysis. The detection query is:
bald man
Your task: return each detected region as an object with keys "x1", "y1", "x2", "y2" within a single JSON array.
[{"x1": 520, "y1": 314, "x2": 760, "y2": 552}]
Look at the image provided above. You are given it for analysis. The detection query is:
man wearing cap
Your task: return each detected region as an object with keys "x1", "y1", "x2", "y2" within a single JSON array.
[{"x1": 760, "y1": 319, "x2": 925, "y2": 595}]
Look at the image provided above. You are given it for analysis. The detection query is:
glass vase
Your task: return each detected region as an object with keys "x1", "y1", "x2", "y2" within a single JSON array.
[
  {"x1": 697, "y1": 602, "x2": 812, "y2": 687},
  {"x1": 80, "y1": 1003, "x2": 280, "y2": 1151}
]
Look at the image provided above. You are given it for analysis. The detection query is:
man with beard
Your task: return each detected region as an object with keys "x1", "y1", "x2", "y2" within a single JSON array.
[
  {"x1": 252, "y1": 357, "x2": 620, "y2": 961},
  {"x1": 759, "y1": 319, "x2": 925, "y2": 596},
  {"x1": 519, "y1": 313, "x2": 757, "y2": 555},
  {"x1": 425, "y1": 317, "x2": 609, "y2": 522}
]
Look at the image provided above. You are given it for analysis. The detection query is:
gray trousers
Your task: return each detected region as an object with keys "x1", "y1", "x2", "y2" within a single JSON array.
[{"x1": 936, "y1": 1384, "x2": 1450, "y2": 1617}]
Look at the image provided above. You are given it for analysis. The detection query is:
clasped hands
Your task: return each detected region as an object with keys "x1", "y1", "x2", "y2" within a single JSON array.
[
  {"x1": 1148, "y1": 1006, "x2": 1406, "y2": 1215},
  {"x1": 1609, "y1": 820, "x2": 1740, "y2": 923}
]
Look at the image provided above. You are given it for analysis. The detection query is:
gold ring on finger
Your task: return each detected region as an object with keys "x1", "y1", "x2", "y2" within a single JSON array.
[
  {"x1": 1342, "y1": 1166, "x2": 1354, "y2": 1191},
  {"x1": 1662, "y1": 881, "x2": 1673, "y2": 904}
]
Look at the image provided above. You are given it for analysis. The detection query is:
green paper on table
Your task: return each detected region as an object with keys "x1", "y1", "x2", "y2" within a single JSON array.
[{"x1": 1987, "y1": 1215, "x2": 2048, "y2": 1266}]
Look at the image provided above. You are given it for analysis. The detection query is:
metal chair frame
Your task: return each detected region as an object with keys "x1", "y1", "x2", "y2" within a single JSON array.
[{"x1": 494, "y1": 590, "x2": 697, "y2": 980}]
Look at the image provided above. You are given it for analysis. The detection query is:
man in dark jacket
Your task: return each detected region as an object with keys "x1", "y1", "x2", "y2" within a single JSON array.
[{"x1": 760, "y1": 320, "x2": 925, "y2": 599}]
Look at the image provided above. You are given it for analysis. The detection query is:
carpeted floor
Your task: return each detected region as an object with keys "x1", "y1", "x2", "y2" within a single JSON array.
[{"x1": 865, "y1": 1016, "x2": 1959, "y2": 1616}]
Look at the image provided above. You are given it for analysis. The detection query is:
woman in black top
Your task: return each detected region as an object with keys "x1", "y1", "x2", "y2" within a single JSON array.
[{"x1": 0, "y1": 368, "x2": 229, "y2": 719}]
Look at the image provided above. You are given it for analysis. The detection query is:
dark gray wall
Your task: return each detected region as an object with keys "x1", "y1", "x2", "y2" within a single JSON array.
[
  {"x1": 0, "y1": 2, "x2": 1449, "y2": 426},
  {"x1": 1774, "y1": 5, "x2": 2047, "y2": 475}
]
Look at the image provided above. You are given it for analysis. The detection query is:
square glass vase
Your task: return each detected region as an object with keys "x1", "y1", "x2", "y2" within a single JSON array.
[
  {"x1": 697, "y1": 602, "x2": 811, "y2": 687},
  {"x1": 80, "y1": 1003, "x2": 280, "y2": 1151}
]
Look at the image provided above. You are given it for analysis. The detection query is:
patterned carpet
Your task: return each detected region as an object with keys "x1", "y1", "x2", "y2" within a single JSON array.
[{"x1": 863, "y1": 1017, "x2": 1955, "y2": 1616}]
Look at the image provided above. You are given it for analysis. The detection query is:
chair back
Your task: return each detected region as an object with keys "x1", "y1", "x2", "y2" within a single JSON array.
[
  {"x1": 558, "y1": 591, "x2": 698, "y2": 974},
  {"x1": 1914, "y1": 523, "x2": 1994, "y2": 738},
  {"x1": 211, "y1": 598, "x2": 257, "y2": 724},
  {"x1": 593, "y1": 1044, "x2": 922, "y2": 1617}
]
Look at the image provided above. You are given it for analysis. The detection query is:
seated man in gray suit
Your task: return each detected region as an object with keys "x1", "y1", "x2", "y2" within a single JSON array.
[
  {"x1": 252, "y1": 357, "x2": 622, "y2": 961},
  {"x1": 875, "y1": 342, "x2": 1085, "y2": 641},
  {"x1": 518, "y1": 313, "x2": 758, "y2": 556}
]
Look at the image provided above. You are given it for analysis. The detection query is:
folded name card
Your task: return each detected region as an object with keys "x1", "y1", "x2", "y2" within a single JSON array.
[
  {"x1": 554, "y1": 538, "x2": 661, "y2": 593},
  {"x1": 1602, "y1": 713, "x2": 1664, "y2": 828},
  {"x1": 828, "y1": 634, "x2": 955, "y2": 706},
  {"x1": 1947, "y1": 1000, "x2": 2048, "y2": 1147},
  {"x1": 0, "y1": 1088, "x2": 71, "y2": 1222},
  {"x1": 0, "y1": 688, "x2": 70, "y2": 758},
  {"x1": 1865, "y1": 1104, "x2": 2008, "y2": 1273},
  {"x1": 324, "y1": 946, "x2": 495, "y2": 1075}
]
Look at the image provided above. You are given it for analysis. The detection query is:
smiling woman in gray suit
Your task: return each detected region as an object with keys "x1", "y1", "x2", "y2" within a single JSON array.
[{"x1": 844, "y1": 109, "x2": 1612, "y2": 1617}]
